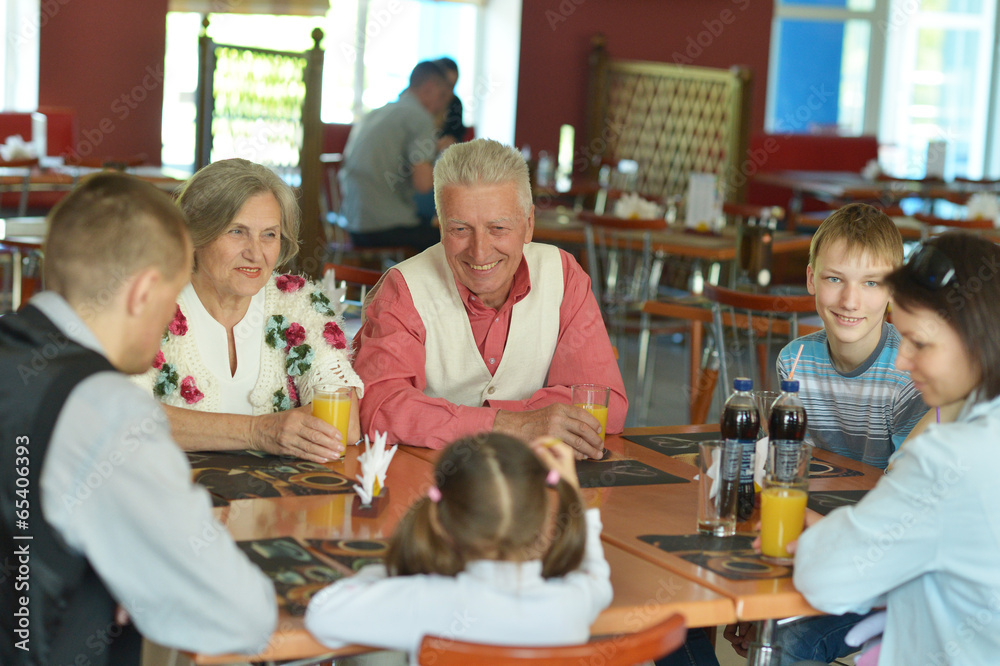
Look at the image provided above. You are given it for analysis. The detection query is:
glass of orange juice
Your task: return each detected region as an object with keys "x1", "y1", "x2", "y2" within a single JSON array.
[
  {"x1": 311, "y1": 385, "x2": 351, "y2": 458},
  {"x1": 760, "y1": 439, "x2": 812, "y2": 564},
  {"x1": 571, "y1": 383, "x2": 610, "y2": 443}
]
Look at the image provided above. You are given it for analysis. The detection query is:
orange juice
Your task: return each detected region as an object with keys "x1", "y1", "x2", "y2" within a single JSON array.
[
  {"x1": 575, "y1": 402, "x2": 609, "y2": 442},
  {"x1": 760, "y1": 485, "x2": 808, "y2": 563},
  {"x1": 312, "y1": 389, "x2": 351, "y2": 454}
]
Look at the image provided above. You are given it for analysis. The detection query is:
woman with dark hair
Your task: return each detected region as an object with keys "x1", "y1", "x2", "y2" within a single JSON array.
[{"x1": 792, "y1": 232, "x2": 1000, "y2": 664}]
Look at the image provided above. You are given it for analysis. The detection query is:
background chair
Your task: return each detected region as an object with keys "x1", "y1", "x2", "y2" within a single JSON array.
[
  {"x1": 322, "y1": 262, "x2": 384, "y2": 342},
  {"x1": 417, "y1": 613, "x2": 686, "y2": 665},
  {"x1": 703, "y1": 283, "x2": 819, "y2": 400}
]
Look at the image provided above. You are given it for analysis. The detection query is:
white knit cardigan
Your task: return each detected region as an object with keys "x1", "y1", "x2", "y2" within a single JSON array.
[{"x1": 132, "y1": 273, "x2": 364, "y2": 413}]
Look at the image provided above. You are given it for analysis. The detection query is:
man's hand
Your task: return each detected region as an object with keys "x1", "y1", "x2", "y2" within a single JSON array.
[
  {"x1": 494, "y1": 404, "x2": 603, "y2": 459},
  {"x1": 248, "y1": 405, "x2": 344, "y2": 463},
  {"x1": 723, "y1": 622, "x2": 755, "y2": 657}
]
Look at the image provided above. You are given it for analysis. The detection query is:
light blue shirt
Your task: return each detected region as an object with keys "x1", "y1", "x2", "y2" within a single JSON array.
[
  {"x1": 33, "y1": 292, "x2": 278, "y2": 654},
  {"x1": 794, "y1": 390, "x2": 1000, "y2": 665}
]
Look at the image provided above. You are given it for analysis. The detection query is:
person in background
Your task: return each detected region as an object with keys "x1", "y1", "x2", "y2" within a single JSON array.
[
  {"x1": 724, "y1": 203, "x2": 927, "y2": 664},
  {"x1": 435, "y1": 57, "x2": 465, "y2": 152},
  {"x1": 354, "y1": 138, "x2": 627, "y2": 455},
  {"x1": 0, "y1": 174, "x2": 276, "y2": 665},
  {"x1": 132, "y1": 158, "x2": 364, "y2": 462},
  {"x1": 340, "y1": 60, "x2": 452, "y2": 253},
  {"x1": 305, "y1": 433, "x2": 612, "y2": 662},
  {"x1": 794, "y1": 232, "x2": 1000, "y2": 664}
]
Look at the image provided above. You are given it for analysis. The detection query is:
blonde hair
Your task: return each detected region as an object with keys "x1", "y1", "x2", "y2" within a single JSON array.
[
  {"x1": 44, "y1": 173, "x2": 189, "y2": 305},
  {"x1": 433, "y1": 139, "x2": 532, "y2": 216},
  {"x1": 176, "y1": 158, "x2": 300, "y2": 268},
  {"x1": 809, "y1": 203, "x2": 903, "y2": 269},
  {"x1": 386, "y1": 433, "x2": 586, "y2": 579}
]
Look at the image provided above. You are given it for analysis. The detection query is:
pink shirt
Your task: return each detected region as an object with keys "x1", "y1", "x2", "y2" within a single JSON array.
[{"x1": 355, "y1": 248, "x2": 628, "y2": 448}]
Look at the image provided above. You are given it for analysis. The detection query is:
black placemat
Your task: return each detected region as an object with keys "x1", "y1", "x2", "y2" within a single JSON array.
[
  {"x1": 187, "y1": 450, "x2": 354, "y2": 501},
  {"x1": 237, "y1": 537, "x2": 347, "y2": 616},
  {"x1": 624, "y1": 432, "x2": 721, "y2": 459},
  {"x1": 305, "y1": 538, "x2": 389, "y2": 573},
  {"x1": 807, "y1": 490, "x2": 869, "y2": 516},
  {"x1": 575, "y1": 459, "x2": 688, "y2": 488},
  {"x1": 808, "y1": 459, "x2": 863, "y2": 479},
  {"x1": 626, "y1": 434, "x2": 864, "y2": 480},
  {"x1": 638, "y1": 534, "x2": 793, "y2": 580}
]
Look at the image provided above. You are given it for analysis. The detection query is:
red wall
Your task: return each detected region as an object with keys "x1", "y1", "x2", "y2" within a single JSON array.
[
  {"x1": 515, "y1": 0, "x2": 774, "y2": 157},
  {"x1": 39, "y1": 0, "x2": 168, "y2": 165}
]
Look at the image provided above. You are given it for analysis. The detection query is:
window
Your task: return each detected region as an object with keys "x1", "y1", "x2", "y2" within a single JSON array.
[
  {"x1": 162, "y1": 2, "x2": 480, "y2": 170},
  {"x1": 769, "y1": 0, "x2": 1000, "y2": 179},
  {"x1": 1, "y1": 0, "x2": 40, "y2": 111}
]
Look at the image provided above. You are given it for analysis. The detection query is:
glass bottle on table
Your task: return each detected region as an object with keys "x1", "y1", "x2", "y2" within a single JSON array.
[
  {"x1": 761, "y1": 380, "x2": 810, "y2": 564},
  {"x1": 720, "y1": 377, "x2": 760, "y2": 526}
]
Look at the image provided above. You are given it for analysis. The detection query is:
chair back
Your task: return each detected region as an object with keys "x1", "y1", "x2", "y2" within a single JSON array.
[
  {"x1": 417, "y1": 613, "x2": 686, "y2": 666},
  {"x1": 703, "y1": 283, "x2": 818, "y2": 397},
  {"x1": 580, "y1": 211, "x2": 668, "y2": 334},
  {"x1": 322, "y1": 263, "x2": 384, "y2": 313},
  {"x1": 913, "y1": 211, "x2": 993, "y2": 231}
]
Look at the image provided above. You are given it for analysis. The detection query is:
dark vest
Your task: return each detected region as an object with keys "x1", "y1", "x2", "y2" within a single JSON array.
[{"x1": 0, "y1": 305, "x2": 141, "y2": 666}]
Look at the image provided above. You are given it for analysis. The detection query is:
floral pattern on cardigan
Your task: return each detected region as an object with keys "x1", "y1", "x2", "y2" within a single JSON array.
[{"x1": 133, "y1": 273, "x2": 363, "y2": 414}]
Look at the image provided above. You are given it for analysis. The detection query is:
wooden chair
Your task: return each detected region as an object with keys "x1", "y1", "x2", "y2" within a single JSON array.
[
  {"x1": 913, "y1": 211, "x2": 994, "y2": 232},
  {"x1": 417, "y1": 613, "x2": 686, "y2": 666},
  {"x1": 703, "y1": 284, "x2": 819, "y2": 400}
]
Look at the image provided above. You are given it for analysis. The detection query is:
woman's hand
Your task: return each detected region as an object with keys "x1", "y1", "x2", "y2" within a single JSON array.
[
  {"x1": 530, "y1": 437, "x2": 581, "y2": 491},
  {"x1": 248, "y1": 405, "x2": 344, "y2": 462}
]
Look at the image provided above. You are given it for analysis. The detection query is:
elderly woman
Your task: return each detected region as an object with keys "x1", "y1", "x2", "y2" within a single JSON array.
[{"x1": 134, "y1": 158, "x2": 363, "y2": 462}]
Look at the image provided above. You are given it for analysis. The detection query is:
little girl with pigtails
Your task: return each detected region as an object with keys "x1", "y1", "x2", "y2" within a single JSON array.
[{"x1": 305, "y1": 433, "x2": 612, "y2": 660}]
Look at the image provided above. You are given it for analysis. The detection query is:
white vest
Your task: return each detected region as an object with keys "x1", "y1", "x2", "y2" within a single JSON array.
[{"x1": 396, "y1": 242, "x2": 564, "y2": 407}]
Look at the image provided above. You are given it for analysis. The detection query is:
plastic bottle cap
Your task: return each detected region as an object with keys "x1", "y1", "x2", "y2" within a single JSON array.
[
  {"x1": 733, "y1": 377, "x2": 753, "y2": 391},
  {"x1": 780, "y1": 380, "x2": 800, "y2": 393}
]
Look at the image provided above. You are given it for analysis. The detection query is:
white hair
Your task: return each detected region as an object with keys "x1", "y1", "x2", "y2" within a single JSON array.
[{"x1": 433, "y1": 139, "x2": 532, "y2": 216}]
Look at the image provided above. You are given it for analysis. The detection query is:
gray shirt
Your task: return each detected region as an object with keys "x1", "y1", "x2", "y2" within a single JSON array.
[
  {"x1": 34, "y1": 292, "x2": 277, "y2": 654},
  {"x1": 340, "y1": 92, "x2": 438, "y2": 233}
]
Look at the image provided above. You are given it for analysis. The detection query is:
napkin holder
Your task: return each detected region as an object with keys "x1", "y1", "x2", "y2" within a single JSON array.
[{"x1": 352, "y1": 488, "x2": 389, "y2": 517}]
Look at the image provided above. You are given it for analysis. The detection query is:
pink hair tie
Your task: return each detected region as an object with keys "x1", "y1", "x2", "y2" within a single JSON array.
[
  {"x1": 546, "y1": 469, "x2": 560, "y2": 487},
  {"x1": 427, "y1": 486, "x2": 442, "y2": 503}
]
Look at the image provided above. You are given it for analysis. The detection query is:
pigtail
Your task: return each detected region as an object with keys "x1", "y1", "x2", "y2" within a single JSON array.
[
  {"x1": 541, "y1": 479, "x2": 587, "y2": 578},
  {"x1": 386, "y1": 497, "x2": 463, "y2": 577}
]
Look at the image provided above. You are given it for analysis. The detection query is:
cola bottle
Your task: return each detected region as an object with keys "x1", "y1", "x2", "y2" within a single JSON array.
[
  {"x1": 720, "y1": 377, "x2": 760, "y2": 522},
  {"x1": 769, "y1": 379, "x2": 808, "y2": 481}
]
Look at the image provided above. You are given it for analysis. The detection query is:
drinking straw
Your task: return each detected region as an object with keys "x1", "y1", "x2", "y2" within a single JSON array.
[
  {"x1": 788, "y1": 343, "x2": 805, "y2": 380},
  {"x1": 936, "y1": 407, "x2": 941, "y2": 424}
]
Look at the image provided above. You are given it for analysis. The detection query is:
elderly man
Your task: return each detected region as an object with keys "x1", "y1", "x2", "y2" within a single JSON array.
[
  {"x1": 354, "y1": 139, "x2": 627, "y2": 456},
  {"x1": 340, "y1": 60, "x2": 452, "y2": 252},
  {"x1": 0, "y1": 174, "x2": 276, "y2": 665}
]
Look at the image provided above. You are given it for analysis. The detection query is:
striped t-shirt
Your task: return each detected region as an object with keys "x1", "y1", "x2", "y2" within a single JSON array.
[{"x1": 776, "y1": 323, "x2": 927, "y2": 469}]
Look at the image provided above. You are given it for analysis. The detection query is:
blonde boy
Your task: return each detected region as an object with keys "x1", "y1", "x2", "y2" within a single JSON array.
[
  {"x1": 726, "y1": 204, "x2": 928, "y2": 665},
  {"x1": 775, "y1": 202, "x2": 926, "y2": 469}
]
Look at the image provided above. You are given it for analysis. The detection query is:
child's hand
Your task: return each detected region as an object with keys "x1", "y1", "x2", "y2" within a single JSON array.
[{"x1": 530, "y1": 437, "x2": 580, "y2": 491}]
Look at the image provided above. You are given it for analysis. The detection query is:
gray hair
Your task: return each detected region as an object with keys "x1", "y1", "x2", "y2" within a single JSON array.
[
  {"x1": 433, "y1": 139, "x2": 532, "y2": 217},
  {"x1": 176, "y1": 158, "x2": 300, "y2": 268}
]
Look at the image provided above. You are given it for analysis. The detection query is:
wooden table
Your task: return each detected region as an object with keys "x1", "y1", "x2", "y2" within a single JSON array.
[
  {"x1": 403, "y1": 425, "x2": 881, "y2": 625},
  {"x1": 533, "y1": 208, "x2": 813, "y2": 263},
  {"x1": 0, "y1": 164, "x2": 187, "y2": 215},
  {"x1": 188, "y1": 438, "x2": 736, "y2": 664},
  {"x1": 599, "y1": 426, "x2": 881, "y2": 622}
]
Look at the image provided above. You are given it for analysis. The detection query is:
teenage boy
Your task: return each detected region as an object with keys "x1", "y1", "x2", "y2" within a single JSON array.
[
  {"x1": 724, "y1": 203, "x2": 928, "y2": 664},
  {"x1": 0, "y1": 174, "x2": 277, "y2": 665}
]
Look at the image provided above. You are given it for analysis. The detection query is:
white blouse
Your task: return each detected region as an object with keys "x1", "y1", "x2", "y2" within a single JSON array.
[{"x1": 182, "y1": 282, "x2": 266, "y2": 415}]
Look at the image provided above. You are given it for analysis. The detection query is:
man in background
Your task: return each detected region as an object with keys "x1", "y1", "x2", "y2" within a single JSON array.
[{"x1": 340, "y1": 60, "x2": 451, "y2": 253}]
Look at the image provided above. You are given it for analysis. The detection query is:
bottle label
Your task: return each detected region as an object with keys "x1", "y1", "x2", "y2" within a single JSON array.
[
  {"x1": 737, "y1": 439, "x2": 756, "y2": 521},
  {"x1": 720, "y1": 439, "x2": 741, "y2": 481},
  {"x1": 772, "y1": 440, "x2": 801, "y2": 482}
]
